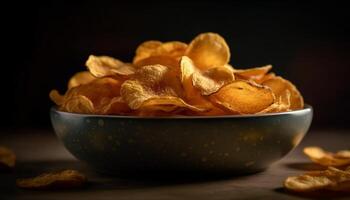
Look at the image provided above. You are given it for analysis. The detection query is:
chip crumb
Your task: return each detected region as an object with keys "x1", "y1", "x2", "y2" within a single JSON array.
[
  {"x1": 16, "y1": 169, "x2": 87, "y2": 190},
  {"x1": 0, "y1": 146, "x2": 16, "y2": 170}
]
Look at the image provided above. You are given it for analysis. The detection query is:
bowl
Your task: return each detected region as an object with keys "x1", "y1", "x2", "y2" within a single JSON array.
[{"x1": 50, "y1": 105, "x2": 312, "y2": 175}]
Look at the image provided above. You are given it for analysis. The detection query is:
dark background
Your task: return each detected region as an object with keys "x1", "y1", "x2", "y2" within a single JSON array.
[{"x1": 2, "y1": 1, "x2": 350, "y2": 130}]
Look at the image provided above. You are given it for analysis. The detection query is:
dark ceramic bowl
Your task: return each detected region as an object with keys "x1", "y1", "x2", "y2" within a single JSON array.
[{"x1": 51, "y1": 105, "x2": 312, "y2": 175}]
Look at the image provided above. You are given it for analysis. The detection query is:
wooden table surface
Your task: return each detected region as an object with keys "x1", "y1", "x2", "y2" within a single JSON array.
[{"x1": 0, "y1": 129, "x2": 349, "y2": 200}]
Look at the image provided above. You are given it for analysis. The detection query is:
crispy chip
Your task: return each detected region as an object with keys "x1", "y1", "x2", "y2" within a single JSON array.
[
  {"x1": 0, "y1": 146, "x2": 15, "y2": 170},
  {"x1": 209, "y1": 80, "x2": 275, "y2": 114},
  {"x1": 17, "y1": 170, "x2": 86, "y2": 189},
  {"x1": 185, "y1": 32, "x2": 230, "y2": 70},
  {"x1": 67, "y1": 71, "x2": 96, "y2": 89},
  {"x1": 134, "y1": 56, "x2": 179, "y2": 69},
  {"x1": 51, "y1": 77, "x2": 126, "y2": 114},
  {"x1": 263, "y1": 76, "x2": 304, "y2": 110},
  {"x1": 179, "y1": 56, "x2": 227, "y2": 114},
  {"x1": 49, "y1": 90, "x2": 65, "y2": 106},
  {"x1": 121, "y1": 64, "x2": 204, "y2": 113},
  {"x1": 86, "y1": 55, "x2": 135, "y2": 77},
  {"x1": 258, "y1": 89, "x2": 291, "y2": 113},
  {"x1": 284, "y1": 174, "x2": 333, "y2": 192},
  {"x1": 304, "y1": 147, "x2": 350, "y2": 167},
  {"x1": 133, "y1": 40, "x2": 163, "y2": 63},
  {"x1": 234, "y1": 65, "x2": 272, "y2": 81},
  {"x1": 133, "y1": 41, "x2": 187, "y2": 66},
  {"x1": 62, "y1": 95, "x2": 95, "y2": 114},
  {"x1": 192, "y1": 64, "x2": 235, "y2": 95},
  {"x1": 284, "y1": 167, "x2": 350, "y2": 193}
]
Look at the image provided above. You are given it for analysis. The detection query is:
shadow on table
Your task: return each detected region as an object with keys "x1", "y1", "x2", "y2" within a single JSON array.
[
  {"x1": 283, "y1": 162, "x2": 326, "y2": 171},
  {"x1": 12, "y1": 160, "x2": 259, "y2": 191},
  {"x1": 274, "y1": 187, "x2": 350, "y2": 199}
]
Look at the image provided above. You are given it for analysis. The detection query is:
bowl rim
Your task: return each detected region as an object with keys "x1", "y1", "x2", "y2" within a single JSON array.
[{"x1": 51, "y1": 104, "x2": 313, "y2": 119}]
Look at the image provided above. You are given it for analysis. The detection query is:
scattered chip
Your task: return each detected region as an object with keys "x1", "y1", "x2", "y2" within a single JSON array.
[
  {"x1": 284, "y1": 167, "x2": 350, "y2": 193},
  {"x1": 0, "y1": 146, "x2": 15, "y2": 170},
  {"x1": 50, "y1": 32, "x2": 305, "y2": 116},
  {"x1": 16, "y1": 170, "x2": 87, "y2": 189},
  {"x1": 304, "y1": 147, "x2": 350, "y2": 167},
  {"x1": 209, "y1": 80, "x2": 275, "y2": 114}
]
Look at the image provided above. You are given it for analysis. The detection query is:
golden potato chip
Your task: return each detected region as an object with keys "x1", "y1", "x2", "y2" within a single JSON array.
[
  {"x1": 100, "y1": 97, "x2": 131, "y2": 115},
  {"x1": 133, "y1": 41, "x2": 187, "y2": 66},
  {"x1": 179, "y1": 56, "x2": 227, "y2": 114},
  {"x1": 258, "y1": 89, "x2": 291, "y2": 113},
  {"x1": 263, "y1": 76, "x2": 304, "y2": 110},
  {"x1": 185, "y1": 32, "x2": 230, "y2": 70},
  {"x1": 49, "y1": 90, "x2": 65, "y2": 106},
  {"x1": 86, "y1": 55, "x2": 135, "y2": 77},
  {"x1": 0, "y1": 146, "x2": 15, "y2": 170},
  {"x1": 152, "y1": 41, "x2": 187, "y2": 58},
  {"x1": 192, "y1": 64, "x2": 235, "y2": 95},
  {"x1": 234, "y1": 65, "x2": 272, "y2": 80},
  {"x1": 67, "y1": 71, "x2": 96, "y2": 89},
  {"x1": 304, "y1": 147, "x2": 350, "y2": 167},
  {"x1": 209, "y1": 80, "x2": 275, "y2": 114},
  {"x1": 256, "y1": 72, "x2": 276, "y2": 84},
  {"x1": 17, "y1": 170, "x2": 86, "y2": 189},
  {"x1": 62, "y1": 95, "x2": 95, "y2": 114},
  {"x1": 284, "y1": 167, "x2": 350, "y2": 193},
  {"x1": 134, "y1": 56, "x2": 179, "y2": 69},
  {"x1": 133, "y1": 40, "x2": 163, "y2": 63},
  {"x1": 284, "y1": 174, "x2": 333, "y2": 192},
  {"x1": 51, "y1": 77, "x2": 125, "y2": 114},
  {"x1": 121, "y1": 64, "x2": 204, "y2": 113}
]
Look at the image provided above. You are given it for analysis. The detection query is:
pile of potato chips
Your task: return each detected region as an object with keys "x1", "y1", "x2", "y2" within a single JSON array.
[
  {"x1": 50, "y1": 32, "x2": 304, "y2": 116},
  {"x1": 285, "y1": 147, "x2": 350, "y2": 193}
]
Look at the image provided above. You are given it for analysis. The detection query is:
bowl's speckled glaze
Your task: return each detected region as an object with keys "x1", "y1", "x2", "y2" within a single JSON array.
[{"x1": 51, "y1": 105, "x2": 312, "y2": 175}]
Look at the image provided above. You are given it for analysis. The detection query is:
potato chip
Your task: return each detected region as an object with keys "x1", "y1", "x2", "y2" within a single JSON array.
[
  {"x1": 304, "y1": 147, "x2": 350, "y2": 167},
  {"x1": 121, "y1": 64, "x2": 204, "y2": 113},
  {"x1": 17, "y1": 170, "x2": 86, "y2": 189},
  {"x1": 49, "y1": 90, "x2": 65, "y2": 106},
  {"x1": 62, "y1": 95, "x2": 95, "y2": 114},
  {"x1": 133, "y1": 41, "x2": 187, "y2": 67},
  {"x1": 134, "y1": 56, "x2": 179, "y2": 69},
  {"x1": 50, "y1": 77, "x2": 126, "y2": 114},
  {"x1": 67, "y1": 71, "x2": 96, "y2": 89},
  {"x1": 209, "y1": 80, "x2": 275, "y2": 114},
  {"x1": 258, "y1": 89, "x2": 291, "y2": 113},
  {"x1": 284, "y1": 167, "x2": 350, "y2": 193},
  {"x1": 263, "y1": 76, "x2": 304, "y2": 110},
  {"x1": 151, "y1": 41, "x2": 187, "y2": 58},
  {"x1": 256, "y1": 72, "x2": 276, "y2": 84},
  {"x1": 234, "y1": 65, "x2": 272, "y2": 81},
  {"x1": 86, "y1": 55, "x2": 135, "y2": 77},
  {"x1": 185, "y1": 32, "x2": 230, "y2": 70},
  {"x1": 133, "y1": 40, "x2": 163, "y2": 63},
  {"x1": 0, "y1": 146, "x2": 15, "y2": 170},
  {"x1": 284, "y1": 174, "x2": 333, "y2": 192},
  {"x1": 192, "y1": 64, "x2": 235, "y2": 95},
  {"x1": 179, "y1": 56, "x2": 227, "y2": 114}
]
